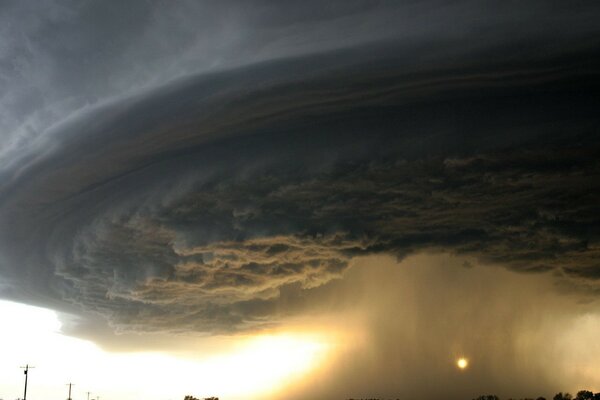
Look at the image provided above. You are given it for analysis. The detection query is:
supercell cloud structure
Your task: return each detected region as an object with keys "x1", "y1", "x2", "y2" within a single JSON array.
[{"x1": 0, "y1": 1, "x2": 600, "y2": 335}]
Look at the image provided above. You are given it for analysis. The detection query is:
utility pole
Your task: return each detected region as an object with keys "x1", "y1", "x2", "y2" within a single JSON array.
[
  {"x1": 86, "y1": 391, "x2": 91, "y2": 400},
  {"x1": 66, "y1": 383, "x2": 74, "y2": 400},
  {"x1": 20, "y1": 364, "x2": 35, "y2": 400}
]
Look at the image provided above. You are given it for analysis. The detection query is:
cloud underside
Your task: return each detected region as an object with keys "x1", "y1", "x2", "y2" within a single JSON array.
[
  {"x1": 55, "y1": 146, "x2": 600, "y2": 333},
  {"x1": 0, "y1": 39, "x2": 599, "y2": 334}
]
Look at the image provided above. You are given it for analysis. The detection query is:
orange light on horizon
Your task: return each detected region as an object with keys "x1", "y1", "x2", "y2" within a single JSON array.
[
  {"x1": 457, "y1": 357, "x2": 469, "y2": 370},
  {"x1": 0, "y1": 300, "x2": 339, "y2": 400}
]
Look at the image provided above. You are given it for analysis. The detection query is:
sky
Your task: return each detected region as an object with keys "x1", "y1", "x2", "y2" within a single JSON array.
[{"x1": 0, "y1": 1, "x2": 600, "y2": 399}]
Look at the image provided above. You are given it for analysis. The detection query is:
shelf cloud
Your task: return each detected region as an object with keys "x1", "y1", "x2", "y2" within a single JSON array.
[{"x1": 0, "y1": 1, "x2": 599, "y2": 341}]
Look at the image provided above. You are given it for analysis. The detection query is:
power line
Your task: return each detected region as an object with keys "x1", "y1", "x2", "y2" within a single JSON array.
[
  {"x1": 66, "y1": 383, "x2": 74, "y2": 400},
  {"x1": 19, "y1": 364, "x2": 35, "y2": 400}
]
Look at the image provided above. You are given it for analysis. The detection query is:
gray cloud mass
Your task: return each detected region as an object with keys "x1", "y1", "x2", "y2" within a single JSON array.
[{"x1": 0, "y1": 1, "x2": 599, "y2": 339}]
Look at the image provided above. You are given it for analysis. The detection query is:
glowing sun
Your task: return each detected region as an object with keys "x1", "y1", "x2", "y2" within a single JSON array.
[{"x1": 457, "y1": 357, "x2": 469, "y2": 370}]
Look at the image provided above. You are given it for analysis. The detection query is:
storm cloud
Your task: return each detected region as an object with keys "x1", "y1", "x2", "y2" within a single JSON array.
[
  {"x1": 281, "y1": 253, "x2": 600, "y2": 400},
  {"x1": 0, "y1": 1, "x2": 599, "y2": 341}
]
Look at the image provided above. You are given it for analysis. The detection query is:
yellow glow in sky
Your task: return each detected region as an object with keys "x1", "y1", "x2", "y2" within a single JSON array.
[
  {"x1": 0, "y1": 300, "x2": 333, "y2": 400},
  {"x1": 457, "y1": 357, "x2": 468, "y2": 370}
]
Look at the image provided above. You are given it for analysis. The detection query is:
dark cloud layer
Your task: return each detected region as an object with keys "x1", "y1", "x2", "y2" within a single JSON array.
[{"x1": 0, "y1": 2, "x2": 599, "y2": 338}]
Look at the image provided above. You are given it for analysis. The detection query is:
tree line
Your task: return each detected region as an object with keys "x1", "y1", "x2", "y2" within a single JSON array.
[
  {"x1": 474, "y1": 390, "x2": 600, "y2": 400},
  {"x1": 181, "y1": 391, "x2": 600, "y2": 400}
]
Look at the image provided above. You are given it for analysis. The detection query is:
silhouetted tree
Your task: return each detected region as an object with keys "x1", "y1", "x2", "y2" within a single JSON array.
[
  {"x1": 576, "y1": 391, "x2": 594, "y2": 400},
  {"x1": 537, "y1": 397, "x2": 547, "y2": 400},
  {"x1": 473, "y1": 395, "x2": 500, "y2": 400}
]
